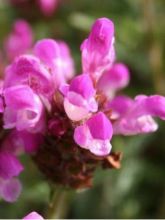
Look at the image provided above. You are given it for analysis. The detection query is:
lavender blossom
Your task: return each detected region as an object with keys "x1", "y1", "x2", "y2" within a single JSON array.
[
  {"x1": 61, "y1": 74, "x2": 98, "y2": 121},
  {"x1": 74, "y1": 112, "x2": 113, "y2": 156},
  {"x1": 34, "y1": 39, "x2": 75, "y2": 89}
]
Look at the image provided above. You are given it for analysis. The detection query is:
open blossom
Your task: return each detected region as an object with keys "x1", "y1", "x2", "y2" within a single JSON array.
[
  {"x1": 81, "y1": 17, "x2": 115, "y2": 81},
  {"x1": 61, "y1": 74, "x2": 98, "y2": 121},
  {"x1": 34, "y1": 39, "x2": 75, "y2": 89},
  {"x1": 74, "y1": 112, "x2": 113, "y2": 156},
  {"x1": 107, "y1": 95, "x2": 165, "y2": 135},
  {"x1": 4, "y1": 19, "x2": 33, "y2": 61},
  {"x1": 3, "y1": 85, "x2": 45, "y2": 132},
  {"x1": 4, "y1": 55, "x2": 54, "y2": 99}
]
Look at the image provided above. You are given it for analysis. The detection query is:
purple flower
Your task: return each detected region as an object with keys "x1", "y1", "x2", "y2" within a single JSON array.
[
  {"x1": 34, "y1": 39, "x2": 75, "y2": 89},
  {"x1": 0, "y1": 178, "x2": 22, "y2": 203},
  {"x1": 2, "y1": 130, "x2": 43, "y2": 155},
  {"x1": 0, "y1": 152, "x2": 23, "y2": 179},
  {"x1": 4, "y1": 20, "x2": 33, "y2": 61},
  {"x1": 61, "y1": 74, "x2": 98, "y2": 121},
  {"x1": 3, "y1": 85, "x2": 45, "y2": 132},
  {"x1": 38, "y1": 0, "x2": 59, "y2": 16},
  {"x1": 97, "y1": 63, "x2": 130, "y2": 98},
  {"x1": 4, "y1": 55, "x2": 54, "y2": 99},
  {"x1": 0, "y1": 80, "x2": 4, "y2": 113},
  {"x1": 81, "y1": 18, "x2": 115, "y2": 81},
  {"x1": 107, "y1": 95, "x2": 165, "y2": 135},
  {"x1": 74, "y1": 112, "x2": 113, "y2": 156},
  {"x1": 0, "y1": 152, "x2": 23, "y2": 202},
  {"x1": 23, "y1": 211, "x2": 44, "y2": 220}
]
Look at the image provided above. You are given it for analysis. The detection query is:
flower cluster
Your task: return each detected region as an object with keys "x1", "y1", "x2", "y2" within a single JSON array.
[{"x1": 0, "y1": 17, "x2": 165, "y2": 202}]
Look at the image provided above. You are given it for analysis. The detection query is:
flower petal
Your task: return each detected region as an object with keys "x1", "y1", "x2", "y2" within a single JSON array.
[
  {"x1": 98, "y1": 63, "x2": 130, "y2": 98},
  {"x1": 0, "y1": 152, "x2": 23, "y2": 179},
  {"x1": 0, "y1": 178, "x2": 22, "y2": 202},
  {"x1": 87, "y1": 112, "x2": 113, "y2": 140},
  {"x1": 3, "y1": 85, "x2": 44, "y2": 131}
]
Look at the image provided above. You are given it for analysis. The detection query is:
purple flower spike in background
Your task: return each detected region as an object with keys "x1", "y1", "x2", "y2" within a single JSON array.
[
  {"x1": 0, "y1": 152, "x2": 23, "y2": 202},
  {"x1": 4, "y1": 19, "x2": 33, "y2": 61},
  {"x1": 38, "y1": 0, "x2": 59, "y2": 16}
]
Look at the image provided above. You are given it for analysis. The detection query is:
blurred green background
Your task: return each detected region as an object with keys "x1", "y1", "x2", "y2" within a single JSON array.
[{"x1": 0, "y1": 0, "x2": 165, "y2": 218}]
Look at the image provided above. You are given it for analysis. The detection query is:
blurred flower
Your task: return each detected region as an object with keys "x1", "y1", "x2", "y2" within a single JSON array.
[
  {"x1": 97, "y1": 63, "x2": 130, "y2": 99},
  {"x1": 23, "y1": 211, "x2": 44, "y2": 220},
  {"x1": 4, "y1": 19, "x2": 33, "y2": 61},
  {"x1": 37, "y1": 0, "x2": 59, "y2": 16},
  {"x1": 0, "y1": 152, "x2": 23, "y2": 202}
]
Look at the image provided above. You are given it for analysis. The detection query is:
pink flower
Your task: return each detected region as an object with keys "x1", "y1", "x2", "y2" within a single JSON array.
[
  {"x1": 0, "y1": 178, "x2": 22, "y2": 203},
  {"x1": 23, "y1": 211, "x2": 44, "y2": 220},
  {"x1": 97, "y1": 63, "x2": 130, "y2": 99},
  {"x1": 4, "y1": 20, "x2": 33, "y2": 61},
  {"x1": 0, "y1": 152, "x2": 23, "y2": 179},
  {"x1": 3, "y1": 85, "x2": 45, "y2": 132},
  {"x1": 38, "y1": 0, "x2": 59, "y2": 16},
  {"x1": 0, "y1": 80, "x2": 4, "y2": 113},
  {"x1": 81, "y1": 18, "x2": 115, "y2": 81},
  {"x1": 74, "y1": 112, "x2": 113, "y2": 156},
  {"x1": 61, "y1": 74, "x2": 98, "y2": 121},
  {"x1": 0, "y1": 152, "x2": 23, "y2": 202},
  {"x1": 34, "y1": 39, "x2": 75, "y2": 89},
  {"x1": 107, "y1": 95, "x2": 165, "y2": 135},
  {"x1": 4, "y1": 55, "x2": 54, "y2": 99},
  {"x1": 1, "y1": 130, "x2": 43, "y2": 155}
]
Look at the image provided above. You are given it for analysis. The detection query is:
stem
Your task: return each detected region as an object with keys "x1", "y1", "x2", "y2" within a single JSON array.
[{"x1": 45, "y1": 186, "x2": 73, "y2": 219}]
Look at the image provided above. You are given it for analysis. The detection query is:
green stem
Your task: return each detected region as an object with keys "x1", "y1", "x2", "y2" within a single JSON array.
[{"x1": 45, "y1": 186, "x2": 73, "y2": 219}]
